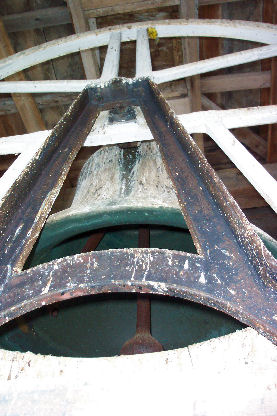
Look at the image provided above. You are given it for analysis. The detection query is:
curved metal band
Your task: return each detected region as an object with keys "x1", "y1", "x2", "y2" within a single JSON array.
[{"x1": 1, "y1": 249, "x2": 277, "y2": 345}]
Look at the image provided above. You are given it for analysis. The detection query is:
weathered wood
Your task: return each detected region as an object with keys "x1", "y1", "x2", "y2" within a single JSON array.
[
  {"x1": 232, "y1": 127, "x2": 267, "y2": 160},
  {"x1": 88, "y1": 18, "x2": 100, "y2": 67},
  {"x1": 218, "y1": 163, "x2": 277, "y2": 209},
  {"x1": 83, "y1": 0, "x2": 246, "y2": 15},
  {"x1": 0, "y1": 19, "x2": 45, "y2": 133},
  {"x1": 244, "y1": 206, "x2": 277, "y2": 240},
  {"x1": 12, "y1": 26, "x2": 66, "y2": 131},
  {"x1": 267, "y1": 55, "x2": 277, "y2": 162},
  {"x1": 1, "y1": 1, "x2": 247, "y2": 33},
  {"x1": 266, "y1": 0, "x2": 277, "y2": 162},
  {"x1": 199, "y1": 2, "x2": 221, "y2": 105},
  {"x1": 153, "y1": 44, "x2": 277, "y2": 83},
  {"x1": 201, "y1": 71, "x2": 271, "y2": 93},
  {"x1": 179, "y1": 0, "x2": 203, "y2": 152},
  {"x1": 0, "y1": 113, "x2": 25, "y2": 137},
  {"x1": 179, "y1": 0, "x2": 201, "y2": 112},
  {"x1": 2, "y1": 7, "x2": 71, "y2": 33},
  {"x1": 260, "y1": 0, "x2": 273, "y2": 144},
  {"x1": 67, "y1": 0, "x2": 100, "y2": 79}
]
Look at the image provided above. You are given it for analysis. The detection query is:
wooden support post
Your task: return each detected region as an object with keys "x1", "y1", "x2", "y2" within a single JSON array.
[
  {"x1": 199, "y1": 3, "x2": 222, "y2": 105},
  {"x1": 261, "y1": 0, "x2": 277, "y2": 162},
  {"x1": 67, "y1": 0, "x2": 100, "y2": 79},
  {"x1": 88, "y1": 18, "x2": 100, "y2": 67},
  {"x1": 267, "y1": 0, "x2": 277, "y2": 162},
  {"x1": 0, "y1": 19, "x2": 45, "y2": 133},
  {"x1": 268, "y1": 55, "x2": 277, "y2": 161},
  {"x1": 179, "y1": 0, "x2": 204, "y2": 152}
]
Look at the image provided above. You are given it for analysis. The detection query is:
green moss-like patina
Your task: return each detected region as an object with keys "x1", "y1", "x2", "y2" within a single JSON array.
[{"x1": 1, "y1": 207, "x2": 276, "y2": 358}]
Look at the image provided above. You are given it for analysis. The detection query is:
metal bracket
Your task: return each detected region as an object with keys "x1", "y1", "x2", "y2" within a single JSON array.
[{"x1": 0, "y1": 78, "x2": 276, "y2": 343}]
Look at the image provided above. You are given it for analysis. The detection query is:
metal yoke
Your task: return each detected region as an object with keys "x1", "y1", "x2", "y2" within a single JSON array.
[{"x1": 0, "y1": 78, "x2": 276, "y2": 344}]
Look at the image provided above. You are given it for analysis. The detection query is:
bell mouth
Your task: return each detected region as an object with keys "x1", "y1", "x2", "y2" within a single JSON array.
[
  {"x1": 2, "y1": 219, "x2": 276, "y2": 359},
  {"x1": 0, "y1": 292, "x2": 245, "y2": 358}
]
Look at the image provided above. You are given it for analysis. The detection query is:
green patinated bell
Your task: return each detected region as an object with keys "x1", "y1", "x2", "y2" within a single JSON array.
[{"x1": 0, "y1": 142, "x2": 276, "y2": 358}]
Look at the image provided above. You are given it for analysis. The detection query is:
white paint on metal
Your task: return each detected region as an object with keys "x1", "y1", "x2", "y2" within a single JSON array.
[
  {"x1": 101, "y1": 32, "x2": 121, "y2": 81},
  {"x1": 136, "y1": 28, "x2": 152, "y2": 77}
]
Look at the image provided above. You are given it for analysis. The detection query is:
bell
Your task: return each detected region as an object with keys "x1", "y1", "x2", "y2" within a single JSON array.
[{"x1": 0, "y1": 141, "x2": 276, "y2": 358}]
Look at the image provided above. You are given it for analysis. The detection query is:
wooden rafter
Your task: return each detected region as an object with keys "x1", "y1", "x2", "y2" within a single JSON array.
[
  {"x1": 2, "y1": 0, "x2": 247, "y2": 33},
  {"x1": 67, "y1": 0, "x2": 100, "y2": 80},
  {"x1": 0, "y1": 19, "x2": 45, "y2": 133},
  {"x1": 179, "y1": 0, "x2": 203, "y2": 151},
  {"x1": 267, "y1": 0, "x2": 277, "y2": 162},
  {"x1": 199, "y1": 2, "x2": 221, "y2": 105},
  {"x1": 261, "y1": 0, "x2": 277, "y2": 162}
]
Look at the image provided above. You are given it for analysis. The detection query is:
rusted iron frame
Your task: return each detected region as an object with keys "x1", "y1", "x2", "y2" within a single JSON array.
[{"x1": 0, "y1": 78, "x2": 276, "y2": 344}]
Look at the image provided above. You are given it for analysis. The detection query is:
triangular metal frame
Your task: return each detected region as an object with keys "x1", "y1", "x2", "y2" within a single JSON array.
[{"x1": 0, "y1": 78, "x2": 276, "y2": 344}]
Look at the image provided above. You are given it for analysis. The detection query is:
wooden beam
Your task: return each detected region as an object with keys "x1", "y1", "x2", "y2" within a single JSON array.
[
  {"x1": 179, "y1": 0, "x2": 201, "y2": 112},
  {"x1": 2, "y1": 1, "x2": 246, "y2": 33},
  {"x1": 82, "y1": 0, "x2": 245, "y2": 13},
  {"x1": 267, "y1": 0, "x2": 277, "y2": 162},
  {"x1": 2, "y1": 7, "x2": 71, "y2": 33},
  {"x1": 0, "y1": 19, "x2": 45, "y2": 133},
  {"x1": 218, "y1": 162, "x2": 277, "y2": 209},
  {"x1": 267, "y1": 55, "x2": 277, "y2": 161},
  {"x1": 232, "y1": 127, "x2": 267, "y2": 160},
  {"x1": 199, "y1": 2, "x2": 221, "y2": 104},
  {"x1": 179, "y1": 0, "x2": 204, "y2": 152},
  {"x1": 67, "y1": 0, "x2": 99, "y2": 79},
  {"x1": 201, "y1": 71, "x2": 271, "y2": 93},
  {"x1": 261, "y1": 0, "x2": 277, "y2": 162}
]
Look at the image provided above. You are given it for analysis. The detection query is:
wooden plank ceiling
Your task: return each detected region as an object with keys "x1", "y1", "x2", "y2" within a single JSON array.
[{"x1": 0, "y1": 0, "x2": 276, "y2": 237}]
